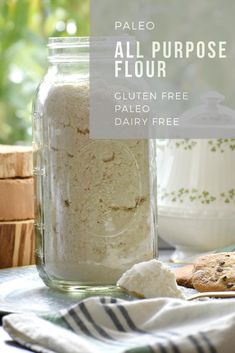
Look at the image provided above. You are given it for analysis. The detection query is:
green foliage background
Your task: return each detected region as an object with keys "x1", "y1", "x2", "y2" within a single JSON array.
[{"x1": 0, "y1": 0, "x2": 89, "y2": 145}]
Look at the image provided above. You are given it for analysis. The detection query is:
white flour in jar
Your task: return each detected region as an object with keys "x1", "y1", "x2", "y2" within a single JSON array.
[{"x1": 43, "y1": 81, "x2": 156, "y2": 284}]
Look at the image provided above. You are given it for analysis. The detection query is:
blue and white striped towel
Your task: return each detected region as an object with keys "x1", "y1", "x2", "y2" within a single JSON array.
[{"x1": 3, "y1": 296, "x2": 235, "y2": 353}]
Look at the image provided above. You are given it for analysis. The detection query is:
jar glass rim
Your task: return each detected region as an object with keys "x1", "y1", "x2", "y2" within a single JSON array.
[
  {"x1": 47, "y1": 36, "x2": 135, "y2": 62},
  {"x1": 48, "y1": 37, "x2": 89, "y2": 49},
  {"x1": 48, "y1": 36, "x2": 134, "y2": 48}
]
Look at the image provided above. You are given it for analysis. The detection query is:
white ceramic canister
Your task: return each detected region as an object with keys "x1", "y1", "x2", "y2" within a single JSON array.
[{"x1": 158, "y1": 92, "x2": 235, "y2": 262}]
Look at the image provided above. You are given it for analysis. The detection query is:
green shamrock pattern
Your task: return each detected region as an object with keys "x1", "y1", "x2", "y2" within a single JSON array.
[{"x1": 159, "y1": 188, "x2": 235, "y2": 204}]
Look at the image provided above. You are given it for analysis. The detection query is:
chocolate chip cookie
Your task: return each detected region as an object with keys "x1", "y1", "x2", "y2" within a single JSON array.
[
  {"x1": 174, "y1": 265, "x2": 194, "y2": 288},
  {"x1": 192, "y1": 252, "x2": 235, "y2": 292}
]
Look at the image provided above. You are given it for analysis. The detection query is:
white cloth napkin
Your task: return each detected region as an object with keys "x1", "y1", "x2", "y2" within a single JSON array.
[{"x1": 3, "y1": 296, "x2": 235, "y2": 353}]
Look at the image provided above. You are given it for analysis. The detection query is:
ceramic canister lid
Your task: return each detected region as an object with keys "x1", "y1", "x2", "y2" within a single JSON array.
[{"x1": 180, "y1": 91, "x2": 235, "y2": 127}]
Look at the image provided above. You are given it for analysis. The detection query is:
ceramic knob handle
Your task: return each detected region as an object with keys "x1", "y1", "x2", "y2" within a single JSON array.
[{"x1": 202, "y1": 91, "x2": 225, "y2": 107}]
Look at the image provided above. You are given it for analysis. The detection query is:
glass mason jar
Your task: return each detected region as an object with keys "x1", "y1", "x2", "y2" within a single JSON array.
[{"x1": 33, "y1": 37, "x2": 158, "y2": 291}]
